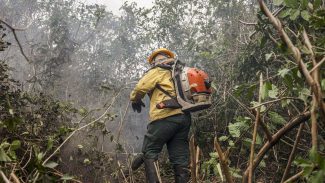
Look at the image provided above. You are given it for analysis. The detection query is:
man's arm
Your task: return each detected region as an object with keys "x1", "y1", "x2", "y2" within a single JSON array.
[
  {"x1": 130, "y1": 69, "x2": 159, "y2": 102},
  {"x1": 130, "y1": 69, "x2": 160, "y2": 112}
]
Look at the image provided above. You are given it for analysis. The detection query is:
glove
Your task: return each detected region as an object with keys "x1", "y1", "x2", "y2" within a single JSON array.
[{"x1": 131, "y1": 100, "x2": 145, "y2": 113}]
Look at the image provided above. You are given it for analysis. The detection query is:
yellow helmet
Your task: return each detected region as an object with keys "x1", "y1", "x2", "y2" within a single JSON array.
[{"x1": 147, "y1": 48, "x2": 175, "y2": 64}]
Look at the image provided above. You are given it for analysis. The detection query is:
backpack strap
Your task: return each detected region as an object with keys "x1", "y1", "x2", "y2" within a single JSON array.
[
  {"x1": 155, "y1": 84, "x2": 182, "y2": 109},
  {"x1": 155, "y1": 84, "x2": 176, "y2": 99}
]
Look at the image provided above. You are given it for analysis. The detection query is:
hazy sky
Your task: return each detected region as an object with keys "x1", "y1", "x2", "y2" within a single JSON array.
[{"x1": 84, "y1": 0, "x2": 154, "y2": 15}]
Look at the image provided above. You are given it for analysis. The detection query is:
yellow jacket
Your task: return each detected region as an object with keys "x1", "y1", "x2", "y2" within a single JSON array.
[{"x1": 130, "y1": 66, "x2": 183, "y2": 122}]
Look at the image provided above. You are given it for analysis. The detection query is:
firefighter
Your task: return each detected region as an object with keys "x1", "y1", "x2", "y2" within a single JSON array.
[{"x1": 130, "y1": 48, "x2": 191, "y2": 183}]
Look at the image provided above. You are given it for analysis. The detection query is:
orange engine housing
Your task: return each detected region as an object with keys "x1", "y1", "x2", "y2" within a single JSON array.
[{"x1": 187, "y1": 68, "x2": 211, "y2": 94}]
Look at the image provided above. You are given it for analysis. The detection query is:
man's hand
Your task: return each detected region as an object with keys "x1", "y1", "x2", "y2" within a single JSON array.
[{"x1": 131, "y1": 100, "x2": 145, "y2": 113}]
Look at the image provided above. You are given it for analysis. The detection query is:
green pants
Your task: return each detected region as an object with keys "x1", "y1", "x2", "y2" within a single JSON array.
[{"x1": 142, "y1": 114, "x2": 191, "y2": 166}]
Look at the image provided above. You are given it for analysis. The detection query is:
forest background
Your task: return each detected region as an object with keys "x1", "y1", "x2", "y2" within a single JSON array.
[{"x1": 0, "y1": 0, "x2": 325, "y2": 182}]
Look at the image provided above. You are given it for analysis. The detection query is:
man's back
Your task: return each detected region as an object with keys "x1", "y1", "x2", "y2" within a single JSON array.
[{"x1": 130, "y1": 66, "x2": 183, "y2": 122}]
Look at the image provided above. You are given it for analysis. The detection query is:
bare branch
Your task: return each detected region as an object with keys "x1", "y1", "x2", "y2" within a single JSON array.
[
  {"x1": 248, "y1": 74, "x2": 263, "y2": 183},
  {"x1": 0, "y1": 17, "x2": 30, "y2": 63},
  {"x1": 258, "y1": 0, "x2": 325, "y2": 118},
  {"x1": 303, "y1": 29, "x2": 322, "y2": 146},
  {"x1": 190, "y1": 135, "x2": 197, "y2": 183},
  {"x1": 0, "y1": 171, "x2": 10, "y2": 183},
  {"x1": 283, "y1": 170, "x2": 303, "y2": 183},
  {"x1": 250, "y1": 97, "x2": 302, "y2": 109},
  {"x1": 239, "y1": 20, "x2": 257, "y2": 25},
  {"x1": 214, "y1": 137, "x2": 234, "y2": 183},
  {"x1": 242, "y1": 111, "x2": 311, "y2": 183},
  {"x1": 42, "y1": 90, "x2": 122, "y2": 165},
  {"x1": 280, "y1": 123, "x2": 304, "y2": 183},
  {"x1": 309, "y1": 56, "x2": 325, "y2": 73}
]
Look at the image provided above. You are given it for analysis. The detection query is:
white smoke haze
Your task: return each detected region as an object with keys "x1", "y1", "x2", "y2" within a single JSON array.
[{"x1": 0, "y1": 0, "x2": 151, "y2": 159}]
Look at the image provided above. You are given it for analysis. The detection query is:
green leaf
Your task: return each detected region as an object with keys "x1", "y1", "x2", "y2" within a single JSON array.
[
  {"x1": 0, "y1": 147, "x2": 12, "y2": 162},
  {"x1": 83, "y1": 158, "x2": 91, "y2": 165},
  {"x1": 321, "y1": 79, "x2": 325, "y2": 91},
  {"x1": 309, "y1": 148, "x2": 321, "y2": 163},
  {"x1": 284, "y1": 0, "x2": 299, "y2": 8},
  {"x1": 310, "y1": 171, "x2": 325, "y2": 183},
  {"x1": 218, "y1": 136, "x2": 228, "y2": 142},
  {"x1": 295, "y1": 157, "x2": 311, "y2": 165},
  {"x1": 302, "y1": 166, "x2": 314, "y2": 176},
  {"x1": 299, "y1": 88, "x2": 311, "y2": 103},
  {"x1": 228, "y1": 117, "x2": 250, "y2": 138},
  {"x1": 278, "y1": 68, "x2": 290, "y2": 78},
  {"x1": 300, "y1": 0, "x2": 308, "y2": 9},
  {"x1": 60, "y1": 174, "x2": 74, "y2": 180},
  {"x1": 1, "y1": 142, "x2": 10, "y2": 149},
  {"x1": 314, "y1": 0, "x2": 322, "y2": 9},
  {"x1": 47, "y1": 137, "x2": 54, "y2": 151},
  {"x1": 279, "y1": 8, "x2": 292, "y2": 18},
  {"x1": 274, "y1": 0, "x2": 284, "y2": 6},
  {"x1": 301, "y1": 10, "x2": 311, "y2": 21},
  {"x1": 268, "y1": 84, "x2": 279, "y2": 99},
  {"x1": 228, "y1": 123, "x2": 244, "y2": 138},
  {"x1": 281, "y1": 99, "x2": 291, "y2": 108},
  {"x1": 77, "y1": 144, "x2": 83, "y2": 149},
  {"x1": 265, "y1": 53, "x2": 273, "y2": 61},
  {"x1": 216, "y1": 163, "x2": 224, "y2": 181},
  {"x1": 228, "y1": 140, "x2": 235, "y2": 147},
  {"x1": 243, "y1": 138, "x2": 252, "y2": 147},
  {"x1": 290, "y1": 9, "x2": 300, "y2": 20},
  {"x1": 297, "y1": 70, "x2": 302, "y2": 78},
  {"x1": 9, "y1": 109, "x2": 14, "y2": 115},
  {"x1": 11, "y1": 140, "x2": 21, "y2": 150},
  {"x1": 269, "y1": 111, "x2": 286, "y2": 125},
  {"x1": 43, "y1": 161, "x2": 59, "y2": 169},
  {"x1": 256, "y1": 134, "x2": 262, "y2": 145},
  {"x1": 259, "y1": 160, "x2": 266, "y2": 168},
  {"x1": 262, "y1": 82, "x2": 272, "y2": 100},
  {"x1": 37, "y1": 152, "x2": 44, "y2": 161},
  {"x1": 211, "y1": 81, "x2": 217, "y2": 90},
  {"x1": 8, "y1": 150, "x2": 17, "y2": 160}
]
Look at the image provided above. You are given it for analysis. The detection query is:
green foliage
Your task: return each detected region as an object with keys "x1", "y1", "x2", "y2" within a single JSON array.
[
  {"x1": 0, "y1": 61, "x2": 78, "y2": 181},
  {"x1": 295, "y1": 148, "x2": 325, "y2": 182},
  {"x1": 201, "y1": 152, "x2": 224, "y2": 181},
  {"x1": 268, "y1": 111, "x2": 286, "y2": 125},
  {"x1": 228, "y1": 116, "x2": 251, "y2": 138},
  {"x1": 0, "y1": 23, "x2": 11, "y2": 51}
]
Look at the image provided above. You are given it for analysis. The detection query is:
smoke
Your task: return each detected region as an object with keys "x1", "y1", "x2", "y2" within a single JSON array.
[{"x1": 0, "y1": 0, "x2": 152, "y2": 156}]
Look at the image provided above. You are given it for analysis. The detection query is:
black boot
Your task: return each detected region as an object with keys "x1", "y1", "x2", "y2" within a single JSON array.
[
  {"x1": 144, "y1": 159, "x2": 160, "y2": 183},
  {"x1": 174, "y1": 165, "x2": 189, "y2": 183},
  {"x1": 131, "y1": 153, "x2": 144, "y2": 171}
]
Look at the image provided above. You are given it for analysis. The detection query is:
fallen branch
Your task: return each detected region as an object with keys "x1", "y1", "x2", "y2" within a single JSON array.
[
  {"x1": 283, "y1": 170, "x2": 303, "y2": 183},
  {"x1": 31, "y1": 91, "x2": 122, "y2": 182},
  {"x1": 42, "y1": 90, "x2": 122, "y2": 165},
  {"x1": 242, "y1": 111, "x2": 311, "y2": 183}
]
